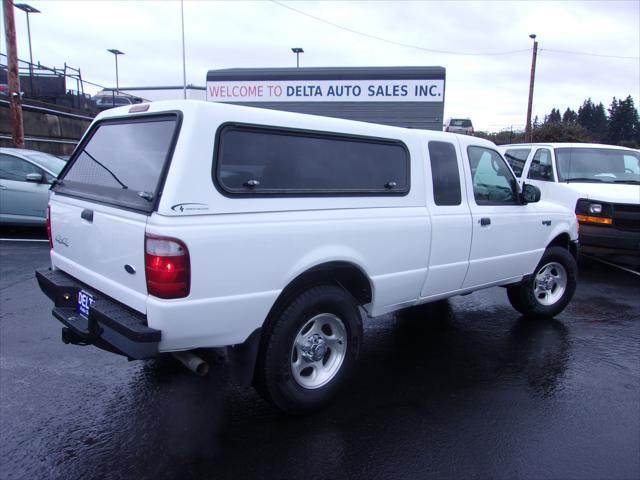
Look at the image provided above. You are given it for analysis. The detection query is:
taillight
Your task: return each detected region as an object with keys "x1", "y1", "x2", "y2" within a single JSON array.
[
  {"x1": 46, "y1": 206, "x2": 53, "y2": 249},
  {"x1": 145, "y1": 234, "x2": 190, "y2": 299}
]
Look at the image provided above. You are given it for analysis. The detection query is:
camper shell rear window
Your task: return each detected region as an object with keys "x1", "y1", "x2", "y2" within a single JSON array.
[
  {"x1": 54, "y1": 114, "x2": 181, "y2": 213},
  {"x1": 214, "y1": 124, "x2": 410, "y2": 196}
]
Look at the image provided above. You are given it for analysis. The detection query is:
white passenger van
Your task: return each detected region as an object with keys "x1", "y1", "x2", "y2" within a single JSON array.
[
  {"x1": 37, "y1": 101, "x2": 578, "y2": 413},
  {"x1": 501, "y1": 143, "x2": 640, "y2": 253}
]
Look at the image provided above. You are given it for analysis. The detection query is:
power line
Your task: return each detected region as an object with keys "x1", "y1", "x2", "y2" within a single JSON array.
[
  {"x1": 272, "y1": 0, "x2": 640, "y2": 61},
  {"x1": 541, "y1": 48, "x2": 639, "y2": 60},
  {"x1": 271, "y1": 0, "x2": 530, "y2": 57}
]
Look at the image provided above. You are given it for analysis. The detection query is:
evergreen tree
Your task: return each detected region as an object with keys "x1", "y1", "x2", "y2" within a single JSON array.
[
  {"x1": 562, "y1": 108, "x2": 577, "y2": 124},
  {"x1": 578, "y1": 99, "x2": 607, "y2": 142},
  {"x1": 592, "y1": 102, "x2": 609, "y2": 142},
  {"x1": 607, "y1": 95, "x2": 640, "y2": 146},
  {"x1": 546, "y1": 108, "x2": 561, "y2": 123},
  {"x1": 577, "y1": 98, "x2": 595, "y2": 130}
]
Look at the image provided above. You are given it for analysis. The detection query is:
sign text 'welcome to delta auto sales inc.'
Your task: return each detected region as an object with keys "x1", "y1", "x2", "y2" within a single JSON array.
[{"x1": 206, "y1": 79, "x2": 445, "y2": 103}]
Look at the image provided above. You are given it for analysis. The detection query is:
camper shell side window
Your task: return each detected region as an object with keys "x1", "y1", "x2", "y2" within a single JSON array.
[{"x1": 213, "y1": 123, "x2": 410, "y2": 197}]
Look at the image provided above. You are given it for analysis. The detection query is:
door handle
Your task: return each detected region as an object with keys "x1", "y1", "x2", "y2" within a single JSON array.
[
  {"x1": 479, "y1": 217, "x2": 491, "y2": 226},
  {"x1": 0, "y1": 184, "x2": 7, "y2": 190}
]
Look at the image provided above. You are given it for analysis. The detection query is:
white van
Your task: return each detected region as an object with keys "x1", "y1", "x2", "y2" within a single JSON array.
[
  {"x1": 37, "y1": 101, "x2": 578, "y2": 413},
  {"x1": 500, "y1": 143, "x2": 640, "y2": 254}
]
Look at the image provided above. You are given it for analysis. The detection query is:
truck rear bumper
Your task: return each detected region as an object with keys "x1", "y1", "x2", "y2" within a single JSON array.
[{"x1": 36, "y1": 269, "x2": 160, "y2": 359}]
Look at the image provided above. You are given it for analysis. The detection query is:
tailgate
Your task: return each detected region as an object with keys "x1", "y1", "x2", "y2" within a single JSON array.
[
  {"x1": 50, "y1": 194, "x2": 149, "y2": 313},
  {"x1": 48, "y1": 113, "x2": 181, "y2": 314}
]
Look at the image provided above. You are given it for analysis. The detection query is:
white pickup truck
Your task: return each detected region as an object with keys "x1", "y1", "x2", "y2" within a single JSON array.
[
  {"x1": 37, "y1": 101, "x2": 578, "y2": 414},
  {"x1": 501, "y1": 143, "x2": 640, "y2": 254}
]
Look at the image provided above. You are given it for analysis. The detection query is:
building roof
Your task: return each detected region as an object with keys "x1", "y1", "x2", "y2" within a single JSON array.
[{"x1": 207, "y1": 66, "x2": 446, "y2": 81}]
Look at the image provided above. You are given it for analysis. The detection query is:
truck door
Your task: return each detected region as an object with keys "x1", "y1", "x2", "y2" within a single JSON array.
[
  {"x1": 461, "y1": 145, "x2": 546, "y2": 288},
  {"x1": 420, "y1": 139, "x2": 472, "y2": 298}
]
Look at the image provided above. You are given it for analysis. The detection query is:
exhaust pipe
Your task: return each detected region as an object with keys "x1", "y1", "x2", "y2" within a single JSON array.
[{"x1": 172, "y1": 351, "x2": 209, "y2": 376}]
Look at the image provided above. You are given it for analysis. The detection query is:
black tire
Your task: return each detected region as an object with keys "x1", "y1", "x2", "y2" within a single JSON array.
[
  {"x1": 507, "y1": 246, "x2": 577, "y2": 319},
  {"x1": 254, "y1": 284, "x2": 363, "y2": 415}
]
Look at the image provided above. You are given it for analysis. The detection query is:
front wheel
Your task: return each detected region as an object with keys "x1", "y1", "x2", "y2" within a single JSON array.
[
  {"x1": 254, "y1": 284, "x2": 363, "y2": 415},
  {"x1": 507, "y1": 246, "x2": 577, "y2": 319}
]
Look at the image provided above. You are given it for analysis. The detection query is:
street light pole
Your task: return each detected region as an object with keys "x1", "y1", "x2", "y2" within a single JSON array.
[
  {"x1": 525, "y1": 34, "x2": 538, "y2": 143},
  {"x1": 14, "y1": 3, "x2": 40, "y2": 98},
  {"x1": 107, "y1": 49, "x2": 124, "y2": 94},
  {"x1": 291, "y1": 47, "x2": 304, "y2": 68},
  {"x1": 180, "y1": 0, "x2": 187, "y2": 99}
]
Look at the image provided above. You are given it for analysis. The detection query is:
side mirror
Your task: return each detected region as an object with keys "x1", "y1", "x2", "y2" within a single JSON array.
[
  {"x1": 521, "y1": 183, "x2": 541, "y2": 204},
  {"x1": 25, "y1": 172, "x2": 43, "y2": 183}
]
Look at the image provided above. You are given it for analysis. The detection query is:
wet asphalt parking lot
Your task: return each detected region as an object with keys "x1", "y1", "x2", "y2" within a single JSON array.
[{"x1": 1, "y1": 229, "x2": 639, "y2": 480}]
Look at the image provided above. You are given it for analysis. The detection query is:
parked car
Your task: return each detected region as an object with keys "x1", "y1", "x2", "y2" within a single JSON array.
[
  {"x1": 444, "y1": 118, "x2": 474, "y2": 135},
  {"x1": 500, "y1": 143, "x2": 640, "y2": 254},
  {"x1": 93, "y1": 93, "x2": 145, "y2": 111},
  {"x1": 0, "y1": 148, "x2": 66, "y2": 226},
  {"x1": 37, "y1": 101, "x2": 578, "y2": 414}
]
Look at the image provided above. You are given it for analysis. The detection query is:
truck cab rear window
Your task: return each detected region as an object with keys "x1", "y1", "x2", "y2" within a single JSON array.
[
  {"x1": 215, "y1": 125, "x2": 409, "y2": 195},
  {"x1": 56, "y1": 115, "x2": 178, "y2": 212}
]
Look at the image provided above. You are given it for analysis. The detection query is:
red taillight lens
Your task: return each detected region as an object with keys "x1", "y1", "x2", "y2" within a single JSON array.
[
  {"x1": 46, "y1": 206, "x2": 53, "y2": 249},
  {"x1": 145, "y1": 234, "x2": 190, "y2": 299}
]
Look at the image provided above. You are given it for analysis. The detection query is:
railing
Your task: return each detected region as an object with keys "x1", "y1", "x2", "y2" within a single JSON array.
[{"x1": 0, "y1": 53, "x2": 142, "y2": 111}]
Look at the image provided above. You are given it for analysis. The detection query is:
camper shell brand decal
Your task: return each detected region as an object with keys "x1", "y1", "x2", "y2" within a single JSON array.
[{"x1": 171, "y1": 203, "x2": 209, "y2": 213}]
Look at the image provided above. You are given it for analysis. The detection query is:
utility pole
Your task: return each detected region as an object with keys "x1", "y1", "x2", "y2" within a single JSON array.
[
  {"x1": 3, "y1": 0, "x2": 25, "y2": 148},
  {"x1": 525, "y1": 34, "x2": 538, "y2": 143}
]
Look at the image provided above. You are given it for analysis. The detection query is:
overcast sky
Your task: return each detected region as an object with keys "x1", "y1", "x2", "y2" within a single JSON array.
[{"x1": 3, "y1": 0, "x2": 639, "y2": 131}]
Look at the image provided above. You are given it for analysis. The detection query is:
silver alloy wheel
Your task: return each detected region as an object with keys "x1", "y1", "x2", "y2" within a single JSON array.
[
  {"x1": 290, "y1": 313, "x2": 347, "y2": 389},
  {"x1": 533, "y1": 261, "x2": 568, "y2": 306}
]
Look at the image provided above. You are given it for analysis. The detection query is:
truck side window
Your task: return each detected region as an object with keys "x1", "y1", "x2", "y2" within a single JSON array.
[
  {"x1": 503, "y1": 148, "x2": 531, "y2": 177},
  {"x1": 527, "y1": 148, "x2": 554, "y2": 181},
  {"x1": 216, "y1": 125, "x2": 409, "y2": 195},
  {"x1": 467, "y1": 146, "x2": 518, "y2": 205},
  {"x1": 428, "y1": 141, "x2": 461, "y2": 206}
]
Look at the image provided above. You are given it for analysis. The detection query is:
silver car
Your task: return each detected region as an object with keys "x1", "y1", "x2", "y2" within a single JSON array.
[{"x1": 0, "y1": 148, "x2": 66, "y2": 226}]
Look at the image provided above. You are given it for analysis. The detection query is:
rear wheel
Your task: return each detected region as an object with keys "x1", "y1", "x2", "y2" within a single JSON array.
[
  {"x1": 254, "y1": 284, "x2": 363, "y2": 415},
  {"x1": 507, "y1": 246, "x2": 577, "y2": 319}
]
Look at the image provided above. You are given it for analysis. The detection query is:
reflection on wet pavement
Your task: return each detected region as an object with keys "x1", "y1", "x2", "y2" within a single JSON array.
[{"x1": 1, "y1": 248, "x2": 638, "y2": 480}]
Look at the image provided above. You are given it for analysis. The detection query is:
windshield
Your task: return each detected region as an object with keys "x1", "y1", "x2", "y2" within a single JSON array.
[
  {"x1": 451, "y1": 119, "x2": 472, "y2": 127},
  {"x1": 95, "y1": 96, "x2": 132, "y2": 106},
  {"x1": 555, "y1": 147, "x2": 640, "y2": 184},
  {"x1": 23, "y1": 152, "x2": 66, "y2": 175}
]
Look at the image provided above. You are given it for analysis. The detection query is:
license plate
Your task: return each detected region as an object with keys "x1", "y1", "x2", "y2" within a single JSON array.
[{"x1": 77, "y1": 290, "x2": 95, "y2": 319}]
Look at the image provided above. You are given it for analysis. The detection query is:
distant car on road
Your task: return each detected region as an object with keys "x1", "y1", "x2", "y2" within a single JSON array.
[
  {"x1": 0, "y1": 148, "x2": 66, "y2": 226},
  {"x1": 444, "y1": 118, "x2": 474, "y2": 135},
  {"x1": 93, "y1": 93, "x2": 145, "y2": 111}
]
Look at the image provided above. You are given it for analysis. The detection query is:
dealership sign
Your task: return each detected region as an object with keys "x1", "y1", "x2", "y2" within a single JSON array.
[{"x1": 206, "y1": 79, "x2": 445, "y2": 103}]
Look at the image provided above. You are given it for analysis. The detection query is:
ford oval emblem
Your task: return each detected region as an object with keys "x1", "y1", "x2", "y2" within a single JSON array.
[{"x1": 124, "y1": 264, "x2": 136, "y2": 275}]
